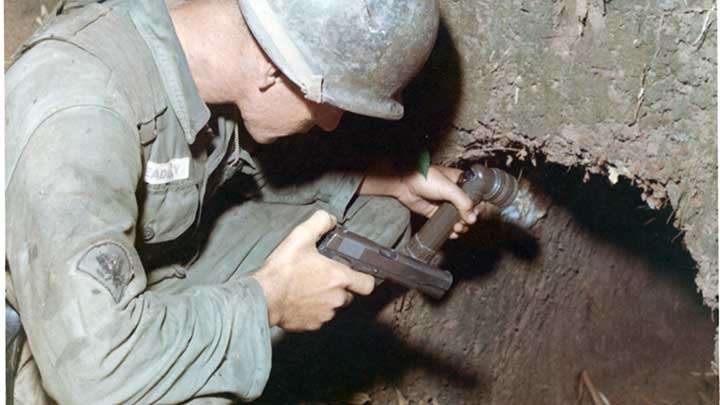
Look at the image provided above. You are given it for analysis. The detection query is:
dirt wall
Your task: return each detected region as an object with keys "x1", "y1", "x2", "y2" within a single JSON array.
[{"x1": 420, "y1": 0, "x2": 717, "y2": 310}]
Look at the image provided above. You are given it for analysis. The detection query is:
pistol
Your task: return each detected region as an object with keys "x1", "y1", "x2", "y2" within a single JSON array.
[
  {"x1": 318, "y1": 226, "x2": 453, "y2": 299},
  {"x1": 319, "y1": 164, "x2": 522, "y2": 299}
]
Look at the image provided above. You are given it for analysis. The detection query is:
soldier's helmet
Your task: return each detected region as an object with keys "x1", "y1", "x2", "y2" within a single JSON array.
[{"x1": 237, "y1": 0, "x2": 439, "y2": 120}]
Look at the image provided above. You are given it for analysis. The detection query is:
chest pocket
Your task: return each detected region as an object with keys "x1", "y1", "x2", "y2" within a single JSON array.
[{"x1": 139, "y1": 111, "x2": 206, "y2": 244}]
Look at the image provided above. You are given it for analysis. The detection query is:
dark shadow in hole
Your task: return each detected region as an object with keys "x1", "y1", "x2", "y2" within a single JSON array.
[{"x1": 532, "y1": 162, "x2": 702, "y2": 302}]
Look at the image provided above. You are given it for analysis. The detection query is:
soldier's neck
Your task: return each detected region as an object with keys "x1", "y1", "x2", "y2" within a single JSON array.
[{"x1": 170, "y1": 0, "x2": 258, "y2": 105}]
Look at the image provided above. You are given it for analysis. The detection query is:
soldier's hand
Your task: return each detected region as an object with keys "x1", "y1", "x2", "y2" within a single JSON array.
[
  {"x1": 253, "y1": 210, "x2": 375, "y2": 331},
  {"x1": 396, "y1": 165, "x2": 485, "y2": 239}
]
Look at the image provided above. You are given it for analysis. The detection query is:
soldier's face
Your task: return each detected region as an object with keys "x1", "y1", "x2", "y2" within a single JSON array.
[{"x1": 240, "y1": 72, "x2": 344, "y2": 144}]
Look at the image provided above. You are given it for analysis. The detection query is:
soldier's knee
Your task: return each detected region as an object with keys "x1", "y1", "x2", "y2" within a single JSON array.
[
  {"x1": 380, "y1": 197, "x2": 411, "y2": 230},
  {"x1": 344, "y1": 196, "x2": 410, "y2": 247}
]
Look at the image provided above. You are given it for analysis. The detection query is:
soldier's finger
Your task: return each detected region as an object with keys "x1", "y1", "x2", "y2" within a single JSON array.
[
  {"x1": 453, "y1": 222, "x2": 465, "y2": 233},
  {"x1": 343, "y1": 268, "x2": 375, "y2": 296},
  {"x1": 290, "y1": 210, "x2": 337, "y2": 246},
  {"x1": 434, "y1": 178, "x2": 474, "y2": 224},
  {"x1": 425, "y1": 204, "x2": 440, "y2": 219},
  {"x1": 342, "y1": 291, "x2": 354, "y2": 307}
]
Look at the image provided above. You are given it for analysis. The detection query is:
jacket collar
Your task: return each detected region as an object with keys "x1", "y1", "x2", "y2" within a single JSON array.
[{"x1": 128, "y1": 0, "x2": 209, "y2": 144}]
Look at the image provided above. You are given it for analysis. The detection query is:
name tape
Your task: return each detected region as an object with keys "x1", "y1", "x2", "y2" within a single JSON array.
[{"x1": 144, "y1": 157, "x2": 190, "y2": 185}]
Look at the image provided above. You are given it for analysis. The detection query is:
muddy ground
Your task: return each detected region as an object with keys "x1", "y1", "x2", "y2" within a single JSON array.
[{"x1": 5, "y1": 0, "x2": 718, "y2": 404}]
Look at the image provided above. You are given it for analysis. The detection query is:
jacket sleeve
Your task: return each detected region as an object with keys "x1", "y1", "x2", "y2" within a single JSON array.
[{"x1": 6, "y1": 107, "x2": 272, "y2": 404}]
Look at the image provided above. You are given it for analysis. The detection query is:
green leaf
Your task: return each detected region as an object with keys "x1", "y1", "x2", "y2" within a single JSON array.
[{"x1": 417, "y1": 148, "x2": 431, "y2": 179}]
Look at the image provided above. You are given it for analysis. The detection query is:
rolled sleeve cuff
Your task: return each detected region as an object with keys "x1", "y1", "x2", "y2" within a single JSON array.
[{"x1": 224, "y1": 277, "x2": 272, "y2": 400}]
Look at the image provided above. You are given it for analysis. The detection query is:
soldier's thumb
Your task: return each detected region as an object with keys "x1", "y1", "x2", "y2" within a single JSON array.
[
  {"x1": 292, "y1": 210, "x2": 337, "y2": 245},
  {"x1": 438, "y1": 180, "x2": 475, "y2": 224}
]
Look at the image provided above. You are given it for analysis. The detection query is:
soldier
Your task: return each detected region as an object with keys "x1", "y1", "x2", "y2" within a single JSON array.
[{"x1": 5, "y1": 0, "x2": 480, "y2": 402}]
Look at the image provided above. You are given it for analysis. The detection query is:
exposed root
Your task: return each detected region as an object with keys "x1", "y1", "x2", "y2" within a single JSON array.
[
  {"x1": 579, "y1": 370, "x2": 610, "y2": 405},
  {"x1": 628, "y1": 65, "x2": 649, "y2": 127}
]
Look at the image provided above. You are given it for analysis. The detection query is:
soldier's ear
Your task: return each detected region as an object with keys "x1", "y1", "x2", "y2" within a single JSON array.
[{"x1": 259, "y1": 64, "x2": 279, "y2": 91}]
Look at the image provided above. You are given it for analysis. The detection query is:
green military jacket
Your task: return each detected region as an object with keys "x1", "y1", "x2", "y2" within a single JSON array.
[{"x1": 5, "y1": 0, "x2": 362, "y2": 402}]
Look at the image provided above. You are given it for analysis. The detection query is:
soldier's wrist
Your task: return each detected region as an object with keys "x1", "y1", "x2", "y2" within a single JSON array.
[
  {"x1": 252, "y1": 270, "x2": 282, "y2": 327},
  {"x1": 358, "y1": 171, "x2": 406, "y2": 199}
]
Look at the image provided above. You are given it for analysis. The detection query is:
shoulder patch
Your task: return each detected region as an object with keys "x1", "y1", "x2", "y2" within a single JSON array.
[{"x1": 77, "y1": 242, "x2": 135, "y2": 303}]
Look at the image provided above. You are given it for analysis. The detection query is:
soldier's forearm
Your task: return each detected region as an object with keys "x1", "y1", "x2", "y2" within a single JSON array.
[{"x1": 357, "y1": 162, "x2": 407, "y2": 198}]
